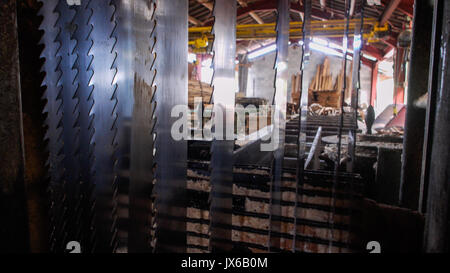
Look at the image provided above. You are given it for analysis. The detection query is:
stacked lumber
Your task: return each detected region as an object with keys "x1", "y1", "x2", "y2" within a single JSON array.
[
  {"x1": 334, "y1": 63, "x2": 352, "y2": 103},
  {"x1": 188, "y1": 82, "x2": 272, "y2": 136},
  {"x1": 185, "y1": 164, "x2": 363, "y2": 253},
  {"x1": 309, "y1": 57, "x2": 334, "y2": 92},
  {"x1": 291, "y1": 72, "x2": 302, "y2": 104},
  {"x1": 188, "y1": 80, "x2": 213, "y2": 108},
  {"x1": 309, "y1": 88, "x2": 341, "y2": 109},
  {"x1": 305, "y1": 58, "x2": 340, "y2": 108}
]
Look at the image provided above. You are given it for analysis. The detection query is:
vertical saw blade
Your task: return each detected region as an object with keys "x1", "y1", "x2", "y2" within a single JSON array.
[
  {"x1": 153, "y1": 0, "x2": 188, "y2": 253},
  {"x1": 54, "y1": 0, "x2": 81, "y2": 249},
  {"x1": 71, "y1": 0, "x2": 97, "y2": 253},
  {"x1": 38, "y1": 0, "x2": 68, "y2": 252},
  {"x1": 209, "y1": 0, "x2": 237, "y2": 253},
  {"x1": 86, "y1": 0, "x2": 120, "y2": 252},
  {"x1": 268, "y1": 0, "x2": 290, "y2": 252},
  {"x1": 293, "y1": 0, "x2": 312, "y2": 253}
]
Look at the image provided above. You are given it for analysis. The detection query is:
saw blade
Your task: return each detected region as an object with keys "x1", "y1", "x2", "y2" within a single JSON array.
[
  {"x1": 114, "y1": 0, "x2": 157, "y2": 253},
  {"x1": 153, "y1": 0, "x2": 188, "y2": 253},
  {"x1": 71, "y1": 0, "x2": 97, "y2": 253},
  {"x1": 268, "y1": 0, "x2": 290, "y2": 252},
  {"x1": 348, "y1": 0, "x2": 365, "y2": 173},
  {"x1": 208, "y1": 0, "x2": 237, "y2": 253},
  {"x1": 38, "y1": 0, "x2": 68, "y2": 252},
  {"x1": 54, "y1": 0, "x2": 81, "y2": 250},
  {"x1": 328, "y1": 0, "x2": 353, "y2": 253},
  {"x1": 292, "y1": 0, "x2": 312, "y2": 253},
  {"x1": 86, "y1": 0, "x2": 120, "y2": 252}
]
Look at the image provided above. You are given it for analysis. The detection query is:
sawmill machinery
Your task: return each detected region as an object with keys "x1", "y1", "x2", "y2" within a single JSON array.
[{"x1": 37, "y1": 0, "x2": 366, "y2": 253}]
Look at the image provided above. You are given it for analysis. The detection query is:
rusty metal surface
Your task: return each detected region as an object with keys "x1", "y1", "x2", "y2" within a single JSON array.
[{"x1": 0, "y1": 0, "x2": 30, "y2": 253}]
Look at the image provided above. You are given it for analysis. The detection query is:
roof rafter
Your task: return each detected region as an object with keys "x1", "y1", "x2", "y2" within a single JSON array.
[
  {"x1": 380, "y1": 0, "x2": 402, "y2": 25},
  {"x1": 189, "y1": 15, "x2": 203, "y2": 26},
  {"x1": 380, "y1": 0, "x2": 413, "y2": 18},
  {"x1": 196, "y1": 0, "x2": 213, "y2": 11},
  {"x1": 237, "y1": 0, "x2": 265, "y2": 24}
]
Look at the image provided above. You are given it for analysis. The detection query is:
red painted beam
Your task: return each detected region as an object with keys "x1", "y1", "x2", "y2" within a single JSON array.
[
  {"x1": 363, "y1": 44, "x2": 385, "y2": 61},
  {"x1": 381, "y1": 34, "x2": 398, "y2": 49}
]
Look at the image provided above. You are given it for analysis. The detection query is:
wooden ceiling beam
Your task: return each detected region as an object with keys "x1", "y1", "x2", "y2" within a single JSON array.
[
  {"x1": 189, "y1": 15, "x2": 203, "y2": 26},
  {"x1": 237, "y1": 0, "x2": 265, "y2": 24},
  {"x1": 196, "y1": 0, "x2": 213, "y2": 11},
  {"x1": 380, "y1": 0, "x2": 402, "y2": 25}
]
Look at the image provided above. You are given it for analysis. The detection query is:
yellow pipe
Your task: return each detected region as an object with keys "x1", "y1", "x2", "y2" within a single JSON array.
[{"x1": 189, "y1": 18, "x2": 378, "y2": 33}]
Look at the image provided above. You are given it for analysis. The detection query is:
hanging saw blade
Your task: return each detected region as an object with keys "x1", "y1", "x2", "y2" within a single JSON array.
[
  {"x1": 348, "y1": 0, "x2": 365, "y2": 173},
  {"x1": 345, "y1": 0, "x2": 365, "y2": 247},
  {"x1": 328, "y1": 0, "x2": 353, "y2": 253},
  {"x1": 38, "y1": 0, "x2": 68, "y2": 252},
  {"x1": 153, "y1": 0, "x2": 188, "y2": 253},
  {"x1": 292, "y1": 0, "x2": 311, "y2": 253},
  {"x1": 71, "y1": 0, "x2": 97, "y2": 253},
  {"x1": 86, "y1": 0, "x2": 120, "y2": 252},
  {"x1": 114, "y1": 0, "x2": 157, "y2": 253},
  {"x1": 54, "y1": 0, "x2": 82, "y2": 250},
  {"x1": 268, "y1": 0, "x2": 290, "y2": 252},
  {"x1": 209, "y1": 0, "x2": 237, "y2": 253}
]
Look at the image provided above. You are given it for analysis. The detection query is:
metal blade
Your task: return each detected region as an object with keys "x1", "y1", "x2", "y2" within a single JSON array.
[
  {"x1": 123, "y1": 0, "x2": 157, "y2": 253},
  {"x1": 349, "y1": 0, "x2": 365, "y2": 173},
  {"x1": 209, "y1": 0, "x2": 237, "y2": 253},
  {"x1": 268, "y1": 0, "x2": 290, "y2": 252},
  {"x1": 54, "y1": 0, "x2": 82, "y2": 250},
  {"x1": 38, "y1": 0, "x2": 68, "y2": 252},
  {"x1": 71, "y1": 0, "x2": 97, "y2": 253},
  {"x1": 346, "y1": 0, "x2": 365, "y2": 247},
  {"x1": 328, "y1": 0, "x2": 352, "y2": 253},
  {"x1": 293, "y1": 0, "x2": 312, "y2": 253},
  {"x1": 153, "y1": 0, "x2": 188, "y2": 253},
  {"x1": 86, "y1": 0, "x2": 120, "y2": 252}
]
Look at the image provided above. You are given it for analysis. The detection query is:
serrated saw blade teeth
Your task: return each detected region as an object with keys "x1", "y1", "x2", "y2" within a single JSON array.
[
  {"x1": 292, "y1": 0, "x2": 312, "y2": 253},
  {"x1": 268, "y1": 0, "x2": 290, "y2": 252},
  {"x1": 39, "y1": 0, "x2": 67, "y2": 252},
  {"x1": 83, "y1": 0, "x2": 120, "y2": 252}
]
